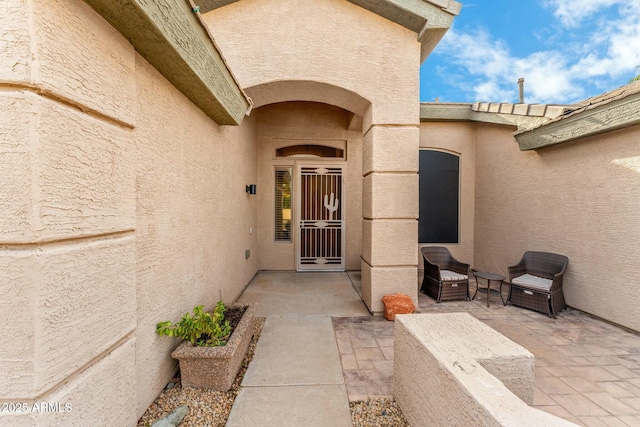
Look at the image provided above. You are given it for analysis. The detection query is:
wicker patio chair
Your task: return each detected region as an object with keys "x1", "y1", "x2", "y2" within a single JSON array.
[
  {"x1": 420, "y1": 246, "x2": 470, "y2": 303},
  {"x1": 507, "y1": 251, "x2": 569, "y2": 318}
]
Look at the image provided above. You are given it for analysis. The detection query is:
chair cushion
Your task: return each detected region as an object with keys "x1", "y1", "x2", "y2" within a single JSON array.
[
  {"x1": 440, "y1": 270, "x2": 468, "y2": 281},
  {"x1": 511, "y1": 274, "x2": 553, "y2": 292}
]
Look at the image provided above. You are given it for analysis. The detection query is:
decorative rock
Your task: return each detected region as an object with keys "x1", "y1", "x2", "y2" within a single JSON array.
[
  {"x1": 151, "y1": 405, "x2": 188, "y2": 427},
  {"x1": 381, "y1": 293, "x2": 415, "y2": 321},
  {"x1": 350, "y1": 399, "x2": 409, "y2": 427}
]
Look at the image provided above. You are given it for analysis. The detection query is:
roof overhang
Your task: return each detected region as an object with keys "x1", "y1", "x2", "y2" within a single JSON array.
[
  {"x1": 198, "y1": 0, "x2": 461, "y2": 62},
  {"x1": 421, "y1": 103, "x2": 515, "y2": 126},
  {"x1": 83, "y1": 0, "x2": 251, "y2": 125},
  {"x1": 346, "y1": 0, "x2": 461, "y2": 61},
  {"x1": 420, "y1": 103, "x2": 563, "y2": 130},
  {"x1": 514, "y1": 90, "x2": 640, "y2": 151}
]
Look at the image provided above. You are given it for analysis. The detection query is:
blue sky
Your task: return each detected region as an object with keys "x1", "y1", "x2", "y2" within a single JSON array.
[{"x1": 420, "y1": 0, "x2": 640, "y2": 104}]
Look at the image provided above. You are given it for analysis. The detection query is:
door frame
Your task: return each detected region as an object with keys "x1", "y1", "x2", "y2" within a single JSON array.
[{"x1": 295, "y1": 161, "x2": 346, "y2": 271}]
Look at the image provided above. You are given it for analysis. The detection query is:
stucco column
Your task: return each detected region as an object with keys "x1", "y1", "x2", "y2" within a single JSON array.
[{"x1": 361, "y1": 125, "x2": 419, "y2": 314}]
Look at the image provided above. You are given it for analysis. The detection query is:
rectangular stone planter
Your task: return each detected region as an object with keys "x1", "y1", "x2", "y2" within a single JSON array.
[{"x1": 171, "y1": 303, "x2": 257, "y2": 391}]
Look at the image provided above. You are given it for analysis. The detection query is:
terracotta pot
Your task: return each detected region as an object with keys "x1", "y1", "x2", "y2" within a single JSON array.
[{"x1": 171, "y1": 303, "x2": 257, "y2": 391}]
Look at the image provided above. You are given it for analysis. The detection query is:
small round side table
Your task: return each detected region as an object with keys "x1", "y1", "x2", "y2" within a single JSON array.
[{"x1": 471, "y1": 270, "x2": 507, "y2": 307}]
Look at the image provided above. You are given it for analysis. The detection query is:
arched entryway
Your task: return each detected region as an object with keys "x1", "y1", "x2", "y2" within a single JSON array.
[
  {"x1": 252, "y1": 99, "x2": 364, "y2": 272},
  {"x1": 245, "y1": 77, "x2": 419, "y2": 313},
  {"x1": 247, "y1": 80, "x2": 371, "y2": 273}
]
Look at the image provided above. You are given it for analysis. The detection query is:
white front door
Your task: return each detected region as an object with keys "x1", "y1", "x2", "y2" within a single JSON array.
[{"x1": 297, "y1": 165, "x2": 344, "y2": 271}]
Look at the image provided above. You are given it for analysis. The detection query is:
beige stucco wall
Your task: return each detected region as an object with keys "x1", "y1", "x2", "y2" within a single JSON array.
[
  {"x1": 418, "y1": 119, "x2": 639, "y2": 332},
  {"x1": 254, "y1": 102, "x2": 362, "y2": 271},
  {"x1": 418, "y1": 122, "x2": 476, "y2": 269},
  {"x1": 134, "y1": 55, "x2": 259, "y2": 415},
  {"x1": 473, "y1": 123, "x2": 640, "y2": 332},
  {"x1": 1, "y1": 2, "x2": 138, "y2": 425},
  {"x1": 1, "y1": 0, "x2": 259, "y2": 424}
]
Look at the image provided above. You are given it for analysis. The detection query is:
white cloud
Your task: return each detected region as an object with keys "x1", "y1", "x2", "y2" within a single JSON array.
[
  {"x1": 437, "y1": 29, "x2": 583, "y2": 103},
  {"x1": 434, "y1": 2, "x2": 640, "y2": 104},
  {"x1": 569, "y1": 2, "x2": 640, "y2": 79},
  {"x1": 513, "y1": 52, "x2": 583, "y2": 102},
  {"x1": 473, "y1": 81, "x2": 512, "y2": 103},
  {"x1": 542, "y1": 0, "x2": 624, "y2": 28}
]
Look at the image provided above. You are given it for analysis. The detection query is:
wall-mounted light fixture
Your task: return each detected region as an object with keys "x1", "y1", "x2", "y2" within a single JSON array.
[{"x1": 246, "y1": 184, "x2": 256, "y2": 195}]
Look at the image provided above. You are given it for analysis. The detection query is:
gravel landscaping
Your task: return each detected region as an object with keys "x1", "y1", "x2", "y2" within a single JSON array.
[
  {"x1": 350, "y1": 399, "x2": 410, "y2": 427},
  {"x1": 138, "y1": 316, "x2": 409, "y2": 426}
]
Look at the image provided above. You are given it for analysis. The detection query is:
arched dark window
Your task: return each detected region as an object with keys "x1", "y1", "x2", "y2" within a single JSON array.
[
  {"x1": 276, "y1": 145, "x2": 344, "y2": 158},
  {"x1": 419, "y1": 150, "x2": 460, "y2": 243}
]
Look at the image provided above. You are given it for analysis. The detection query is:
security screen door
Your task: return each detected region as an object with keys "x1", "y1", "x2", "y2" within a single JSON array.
[{"x1": 297, "y1": 165, "x2": 344, "y2": 271}]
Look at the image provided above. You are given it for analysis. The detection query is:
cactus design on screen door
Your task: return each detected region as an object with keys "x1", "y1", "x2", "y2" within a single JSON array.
[{"x1": 298, "y1": 166, "x2": 344, "y2": 270}]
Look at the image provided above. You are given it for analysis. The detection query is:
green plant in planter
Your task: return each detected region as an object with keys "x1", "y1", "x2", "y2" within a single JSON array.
[{"x1": 156, "y1": 301, "x2": 232, "y2": 346}]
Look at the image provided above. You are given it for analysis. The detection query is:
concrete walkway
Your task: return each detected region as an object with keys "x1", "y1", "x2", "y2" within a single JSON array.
[{"x1": 226, "y1": 272, "x2": 368, "y2": 427}]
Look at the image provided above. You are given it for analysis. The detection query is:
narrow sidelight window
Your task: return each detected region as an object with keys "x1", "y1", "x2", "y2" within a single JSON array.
[
  {"x1": 275, "y1": 167, "x2": 292, "y2": 241},
  {"x1": 419, "y1": 150, "x2": 460, "y2": 243}
]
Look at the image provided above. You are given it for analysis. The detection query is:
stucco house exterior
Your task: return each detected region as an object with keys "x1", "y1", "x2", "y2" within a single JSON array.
[{"x1": 1, "y1": 0, "x2": 639, "y2": 425}]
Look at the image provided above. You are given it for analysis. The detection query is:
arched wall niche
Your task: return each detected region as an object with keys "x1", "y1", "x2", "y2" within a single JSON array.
[{"x1": 246, "y1": 80, "x2": 370, "y2": 131}]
